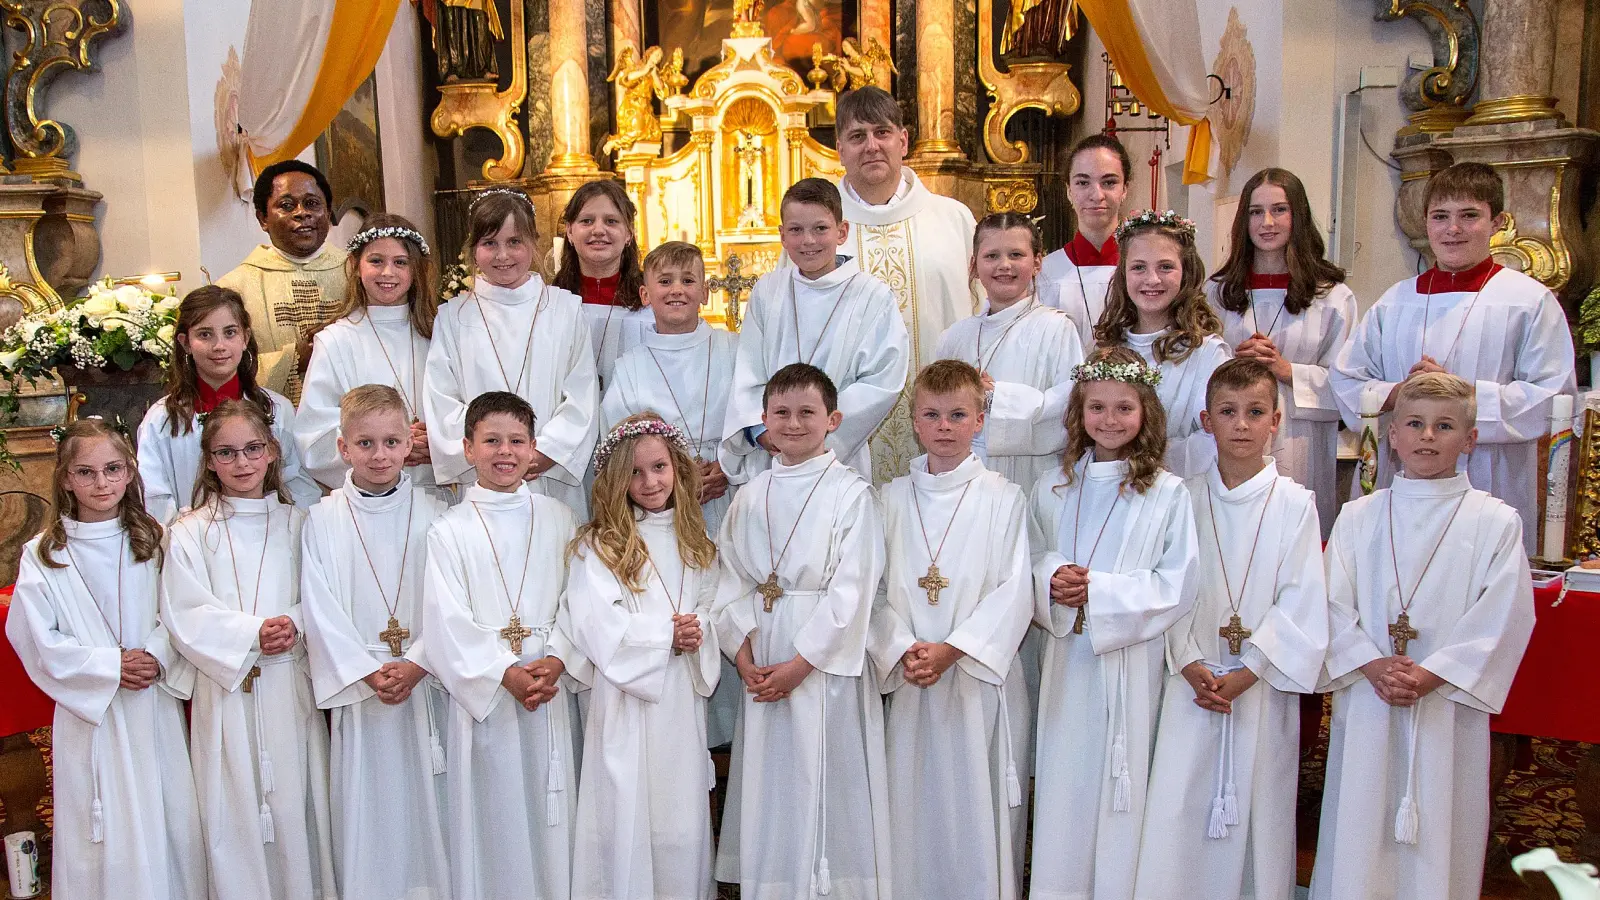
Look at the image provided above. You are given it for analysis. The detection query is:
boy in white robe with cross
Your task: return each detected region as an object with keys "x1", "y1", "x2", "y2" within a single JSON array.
[
  {"x1": 1310, "y1": 372, "x2": 1534, "y2": 900},
  {"x1": 870, "y1": 360, "x2": 1033, "y2": 900},
  {"x1": 422, "y1": 391, "x2": 585, "y2": 900},
  {"x1": 1135, "y1": 359, "x2": 1328, "y2": 900},
  {"x1": 300, "y1": 385, "x2": 451, "y2": 900}
]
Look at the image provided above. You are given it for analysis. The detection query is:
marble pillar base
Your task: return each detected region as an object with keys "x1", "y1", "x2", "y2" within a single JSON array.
[{"x1": 0, "y1": 181, "x2": 103, "y2": 310}]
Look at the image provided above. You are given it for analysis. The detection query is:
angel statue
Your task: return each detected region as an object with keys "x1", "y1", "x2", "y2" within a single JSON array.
[
  {"x1": 603, "y1": 45, "x2": 677, "y2": 155},
  {"x1": 808, "y1": 38, "x2": 896, "y2": 92}
]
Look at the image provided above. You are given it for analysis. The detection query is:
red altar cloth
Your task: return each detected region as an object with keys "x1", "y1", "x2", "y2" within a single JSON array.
[
  {"x1": 1491, "y1": 580, "x2": 1600, "y2": 743},
  {"x1": 0, "y1": 585, "x2": 56, "y2": 736}
]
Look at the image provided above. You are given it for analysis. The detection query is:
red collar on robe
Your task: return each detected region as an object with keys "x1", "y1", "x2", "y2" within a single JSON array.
[
  {"x1": 1064, "y1": 233, "x2": 1119, "y2": 268},
  {"x1": 1248, "y1": 272, "x2": 1291, "y2": 290},
  {"x1": 195, "y1": 374, "x2": 242, "y2": 413},
  {"x1": 580, "y1": 273, "x2": 622, "y2": 306},
  {"x1": 1418, "y1": 257, "x2": 1501, "y2": 294}
]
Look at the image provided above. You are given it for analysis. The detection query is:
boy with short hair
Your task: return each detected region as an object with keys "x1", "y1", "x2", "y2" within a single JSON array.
[
  {"x1": 721, "y1": 178, "x2": 910, "y2": 482},
  {"x1": 1331, "y1": 162, "x2": 1574, "y2": 554},
  {"x1": 1310, "y1": 372, "x2": 1534, "y2": 900},
  {"x1": 870, "y1": 360, "x2": 1033, "y2": 900},
  {"x1": 301, "y1": 384, "x2": 452, "y2": 900},
  {"x1": 422, "y1": 391, "x2": 584, "y2": 900},
  {"x1": 713, "y1": 363, "x2": 892, "y2": 898},
  {"x1": 1135, "y1": 359, "x2": 1328, "y2": 900}
]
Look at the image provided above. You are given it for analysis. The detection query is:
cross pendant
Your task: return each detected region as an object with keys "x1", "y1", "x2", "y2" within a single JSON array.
[
  {"x1": 500, "y1": 614, "x2": 533, "y2": 655},
  {"x1": 756, "y1": 571, "x2": 783, "y2": 612},
  {"x1": 917, "y1": 563, "x2": 950, "y2": 605},
  {"x1": 242, "y1": 665, "x2": 262, "y2": 693},
  {"x1": 1219, "y1": 613, "x2": 1252, "y2": 655},
  {"x1": 1072, "y1": 606, "x2": 1086, "y2": 635},
  {"x1": 1389, "y1": 611, "x2": 1419, "y2": 657},
  {"x1": 379, "y1": 615, "x2": 410, "y2": 657}
]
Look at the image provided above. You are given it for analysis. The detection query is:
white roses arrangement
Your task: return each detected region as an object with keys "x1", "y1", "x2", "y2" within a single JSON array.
[{"x1": 0, "y1": 278, "x2": 180, "y2": 381}]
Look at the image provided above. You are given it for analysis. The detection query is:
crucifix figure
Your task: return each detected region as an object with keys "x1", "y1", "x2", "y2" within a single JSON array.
[
  {"x1": 242, "y1": 664, "x2": 262, "y2": 693},
  {"x1": 917, "y1": 564, "x2": 950, "y2": 605},
  {"x1": 500, "y1": 614, "x2": 534, "y2": 654},
  {"x1": 1219, "y1": 614, "x2": 1252, "y2": 655},
  {"x1": 1071, "y1": 606, "x2": 1086, "y2": 635},
  {"x1": 757, "y1": 572, "x2": 784, "y2": 612},
  {"x1": 380, "y1": 616, "x2": 411, "y2": 658},
  {"x1": 1388, "y1": 611, "x2": 1419, "y2": 657}
]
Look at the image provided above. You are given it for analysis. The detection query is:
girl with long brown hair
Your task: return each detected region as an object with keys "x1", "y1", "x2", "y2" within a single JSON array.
[
  {"x1": 551, "y1": 179, "x2": 651, "y2": 388},
  {"x1": 1040, "y1": 133, "x2": 1134, "y2": 349}
]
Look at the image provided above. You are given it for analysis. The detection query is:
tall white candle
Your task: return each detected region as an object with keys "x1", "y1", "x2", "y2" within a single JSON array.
[{"x1": 1543, "y1": 394, "x2": 1575, "y2": 560}]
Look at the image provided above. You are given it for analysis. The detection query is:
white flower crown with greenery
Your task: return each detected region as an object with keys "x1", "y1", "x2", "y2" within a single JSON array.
[
  {"x1": 592, "y1": 417, "x2": 694, "y2": 474},
  {"x1": 1115, "y1": 208, "x2": 1197, "y2": 243},
  {"x1": 1071, "y1": 359, "x2": 1163, "y2": 388},
  {"x1": 347, "y1": 226, "x2": 431, "y2": 257}
]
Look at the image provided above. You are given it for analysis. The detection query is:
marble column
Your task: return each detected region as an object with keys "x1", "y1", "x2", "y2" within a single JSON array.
[
  {"x1": 548, "y1": 0, "x2": 599, "y2": 173},
  {"x1": 859, "y1": 0, "x2": 892, "y2": 85},
  {"x1": 611, "y1": 0, "x2": 642, "y2": 63},
  {"x1": 1466, "y1": 0, "x2": 1562, "y2": 125},
  {"x1": 910, "y1": 0, "x2": 964, "y2": 160}
]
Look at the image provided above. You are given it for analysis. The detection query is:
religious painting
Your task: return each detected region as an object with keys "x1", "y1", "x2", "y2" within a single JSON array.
[
  {"x1": 315, "y1": 74, "x2": 385, "y2": 220},
  {"x1": 652, "y1": 0, "x2": 847, "y2": 78}
]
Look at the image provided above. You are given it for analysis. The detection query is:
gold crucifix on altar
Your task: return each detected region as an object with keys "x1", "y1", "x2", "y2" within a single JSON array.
[{"x1": 708, "y1": 253, "x2": 760, "y2": 331}]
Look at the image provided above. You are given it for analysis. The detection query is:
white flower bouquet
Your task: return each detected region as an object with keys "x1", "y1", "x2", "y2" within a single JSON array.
[{"x1": 0, "y1": 279, "x2": 180, "y2": 384}]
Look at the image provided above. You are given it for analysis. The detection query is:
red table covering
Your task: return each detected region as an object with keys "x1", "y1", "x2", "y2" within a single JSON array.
[
  {"x1": 1491, "y1": 580, "x2": 1600, "y2": 743},
  {"x1": 0, "y1": 585, "x2": 56, "y2": 736}
]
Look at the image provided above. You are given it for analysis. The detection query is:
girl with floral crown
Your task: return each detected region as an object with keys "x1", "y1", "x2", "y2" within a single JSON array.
[
  {"x1": 1026, "y1": 346, "x2": 1199, "y2": 900},
  {"x1": 566, "y1": 413, "x2": 721, "y2": 900}
]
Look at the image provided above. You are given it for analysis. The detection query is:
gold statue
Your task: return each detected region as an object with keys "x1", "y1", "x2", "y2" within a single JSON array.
[
  {"x1": 807, "y1": 38, "x2": 896, "y2": 92},
  {"x1": 603, "y1": 45, "x2": 678, "y2": 155},
  {"x1": 731, "y1": 0, "x2": 766, "y2": 37},
  {"x1": 1001, "y1": 0, "x2": 1078, "y2": 59},
  {"x1": 661, "y1": 48, "x2": 688, "y2": 98}
]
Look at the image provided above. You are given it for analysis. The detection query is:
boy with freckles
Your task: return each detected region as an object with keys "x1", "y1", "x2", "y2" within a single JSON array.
[{"x1": 1310, "y1": 372, "x2": 1534, "y2": 900}]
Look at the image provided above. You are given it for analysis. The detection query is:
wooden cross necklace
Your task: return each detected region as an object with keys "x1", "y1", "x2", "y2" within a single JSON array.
[
  {"x1": 346, "y1": 493, "x2": 416, "y2": 657},
  {"x1": 910, "y1": 477, "x2": 973, "y2": 605},
  {"x1": 472, "y1": 498, "x2": 538, "y2": 653},
  {"x1": 758, "y1": 460, "x2": 834, "y2": 611},
  {"x1": 476, "y1": 285, "x2": 547, "y2": 396},
  {"x1": 66, "y1": 535, "x2": 127, "y2": 651},
  {"x1": 1069, "y1": 459, "x2": 1122, "y2": 634},
  {"x1": 645, "y1": 340, "x2": 714, "y2": 459},
  {"x1": 1385, "y1": 490, "x2": 1465, "y2": 656},
  {"x1": 222, "y1": 508, "x2": 272, "y2": 693},
  {"x1": 1205, "y1": 478, "x2": 1277, "y2": 655}
]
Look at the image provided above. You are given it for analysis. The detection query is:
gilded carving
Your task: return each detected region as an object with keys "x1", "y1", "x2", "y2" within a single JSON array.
[
  {"x1": 429, "y1": 0, "x2": 527, "y2": 180},
  {"x1": 602, "y1": 45, "x2": 685, "y2": 155},
  {"x1": 1, "y1": 0, "x2": 123, "y2": 180},
  {"x1": 985, "y1": 179, "x2": 1038, "y2": 213},
  {"x1": 807, "y1": 38, "x2": 896, "y2": 92},
  {"x1": 1374, "y1": 0, "x2": 1478, "y2": 135},
  {"x1": 1490, "y1": 205, "x2": 1571, "y2": 294},
  {"x1": 976, "y1": 0, "x2": 1078, "y2": 165}
]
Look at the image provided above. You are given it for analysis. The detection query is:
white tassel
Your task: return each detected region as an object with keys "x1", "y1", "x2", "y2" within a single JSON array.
[
  {"x1": 1222, "y1": 780, "x2": 1240, "y2": 826},
  {"x1": 1005, "y1": 760, "x2": 1022, "y2": 809},
  {"x1": 816, "y1": 856, "x2": 832, "y2": 896},
  {"x1": 546, "y1": 747, "x2": 565, "y2": 827},
  {"x1": 430, "y1": 732, "x2": 447, "y2": 775},
  {"x1": 90, "y1": 798, "x2": 105, "y2": 844},
  {"x1": 1393, "y1": 796, "x2": 1419, "y2": 845},
  {"x1": 1207, "y1": 796, "x2": 1229, "y2": 840},
  {"x1": 809, "y1": 873, "x2": 818, "y2": 897},
  {"x1": 258, "y1": 750, "x2": 274, "y2": 794},
  {"x1": 1110, "y1": 733, "x2": 1128, "y2": 777},
  {"x1": 259, "y1": 802, "x2": 276, "y2": 844},
  {"x1": 546, "y1": 790, "x2": 562, "y2": 825},
  {"x1": 1113, "y1": 771, "x2": 1132, "y2": 812}
]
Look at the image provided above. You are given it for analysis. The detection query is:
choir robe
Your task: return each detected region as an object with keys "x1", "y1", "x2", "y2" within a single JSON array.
[
  {"x1": 295, "y1": 303, "x2": 440, "y2": 492},
  {"x1": 1209, "y1": 279, "x2": 1356, "y2": 538},
  {"x1": 933, "y1": 296, "x2": 1085, "y2": 492},
  {"x1": 868, "y1": 455, "x2": 1033, "y2": 900},
  {"x1": 160, "y1": 498, "x2": 337, "y2": 900},
  {"x1": 1330, "y1": 262, "x2": 1574, "y2": 553},
  {"x1": 137, "y1": 392, "x2": 323, "y2": 525},
  {"x1": 424, "y1": 276, "x2": 600, "y2": 517},
  {"x1": 1135, "y1": 463, "x2": 1329, "y2": 900},
  {"x1": 1310, "y1": 474, "x2": 1534, "y2": 900},
  {"x1": 842, "y1": 168, "x2": 978, "y2": 483},
  {"x1": 579, "y1": 292, "x2": 654, "y2": 390},
  {"x1": 1122, "y1": 329, "x2": 1232, "y2": 479},
  {"x1": 602, "y1": 321, "x2": 743, "y2": 748},
  {"x1": 217, "y1": 243, "x2": 350, "y2": 399},
  {"x1": 567, "y1": 509, "x2": 721, "y2": 900},
  {"x1": 721, "y1": 259, "x2": 910, "y2": 482},
  {"x1": 300, "y1": 474, "x2": 452, "y2": 900},
  {"x1": 711, "y1": 450, "x2": 892, "y2": 898},
  {"x1": 1039, "y1": 233, "x2": 1119, "y2": 352},
  {"x1": 422, "y1": 483, "x2": 585, "y2": 900},
  {"x1": 7, "y1": 520, "x2": 207, "y2": 900},
  {"x1": 1027, "y1": 456, "x2": 1199, "y2": 900}
]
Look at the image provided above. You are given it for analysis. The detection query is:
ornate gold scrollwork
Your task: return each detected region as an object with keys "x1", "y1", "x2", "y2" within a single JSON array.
[
  {"x1": 0, "y1": 258, "x2": 51, "y2": 314},
  {"x1": 1374, "y1": 0, "x2": 1478, "y2": 135},
  {"x1": 1, "y1": 0, "x2": 123, "y2": 181},
  {"x1": 985, "y1": 178, "x2": 1038, "y2": 214},
  {"x1": 1490, "y1": 200, "x2": 1572, "y2": 294},
  {"x1": 429, "y1": 0, "x2": 527, "y2": 180},
  {"x1": 976, "y1": 0, "x2": 1079, "y2": 165}
]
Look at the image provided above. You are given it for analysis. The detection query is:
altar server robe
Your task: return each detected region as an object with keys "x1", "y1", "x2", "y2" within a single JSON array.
[
  {"x1": 721, "y1": 260, "x2": 909, "y2": 482},
  {"x1": 424, "y1": 276, "x2": 600, "y2": 516},
  {"x1": 869, "y1": 455, "x2": 1033, "y2": 900},
  {"x1": 1040, "y1": 234, "x2": 1118, "y2": 352},
  {"x1": 1330, "y1": 264, "x2": 1575, "y2": 553},
  {"x1": 712, "y1": 450, "x2": 892, "y2": 899},
  {"x1": 1309, "y1": 474, "x2": 1533, "y2": 900},
  {"x1": 300, "y1": 474, "x2": 452, "y2": 900},
  {"x1": 567, "y1": 509, "x2": 721, "y2": 900},
  {"x1": 1209, "y1": 280, "x2": 1357, "y2": 538},
  {"x1": 582, "y1": 301, "x2": 654, "y2": 390},
  {"x1": 138, "y1": 392, "x2": 322, "y2": 524},
  {"x1": 842, "y1": 169, "x2": 977, "y2": 483},
  {"x1": 1122, "y1": 330, "x2": 1232, "y2": 478},
  {"x1": 423, "y1": 483, "x2": 584, "y2": 900},
  {"x1": 160, "y1": 497, "x2": 337, "y2": 900},
  {"x1": 934, "y1": 297, "x2": 1085, "y2": 492},
  {"x1": 295, "y1": 303, "x2": 440, "y2": 492},
  {"x1": 7, "y1": 521, "x2": 206, "y2": 900},
  {"x1": 1027, "y1": 457, "x2": 1199, "y2": 900},
  {"x1": 1136, "y1": 463, "x2": 1329, "y2": 900}
]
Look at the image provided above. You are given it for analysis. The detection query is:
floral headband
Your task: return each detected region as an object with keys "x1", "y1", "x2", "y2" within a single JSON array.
[
  {"x1": 592, "y1": 417, "x2": 694, "y2": 474},
  {"x1": 1115, "y1": 209, "x2": 1197, "y2": 243},
  {"x1": 50, "y1": 415, "x2": 133, "y2": 444},
  {"x1": 1071, "y1": 359, "x2": 1163, "y2": 388},
  {"x1": 347, "y1": 225, "x2": 431, "y2": 257},
  {"x1": 469, "y1": 187, "x2": 534, "y2": 212}
]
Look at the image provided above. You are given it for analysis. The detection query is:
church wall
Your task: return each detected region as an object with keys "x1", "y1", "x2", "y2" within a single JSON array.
[{"x1": 371, "y1": 7, "x2": 440, "y2": 254}]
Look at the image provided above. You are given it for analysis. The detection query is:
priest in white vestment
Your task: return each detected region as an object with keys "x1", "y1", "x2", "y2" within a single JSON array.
[
  {"x1": 9, "y1": 525, "x2": 207, "y2": 900},
  {"x1": 1028, "y1": 456, "x2": 1199, "y2": 900},
  {"x1": 161, "y1": 498, "x2": 337, "y2": 900}
]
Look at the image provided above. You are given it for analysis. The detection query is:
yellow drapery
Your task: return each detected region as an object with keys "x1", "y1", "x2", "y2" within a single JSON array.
[
  {"x1": 1077, "y1": 0, "x2": 1212, "y2": 185},
  {"x1": 249, "y1": 0, "x2": 402, "y2": 173}
]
